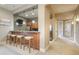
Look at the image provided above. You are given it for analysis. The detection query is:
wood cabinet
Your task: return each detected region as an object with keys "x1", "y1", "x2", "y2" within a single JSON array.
[
  {"x1": 31, "y1": 23, "x2": 38, "y2": 29},
  {"x1": 33, "y1": 32, "x2": 39, "y2": 49},
  {"x1": 26, "y1": 20, "x2": 38, "y2": 31}
]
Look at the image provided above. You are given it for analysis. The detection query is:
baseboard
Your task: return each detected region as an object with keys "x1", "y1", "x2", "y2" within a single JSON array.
[
  {"x1": 45, "y1": 44, "x2": 50, "y2": 51},
  {"x1": 40, "y1": 44, "x2": 50, "y2": 52},
  {"x1": 40, "y1": 48, "x2": 46, "y2": 52}
]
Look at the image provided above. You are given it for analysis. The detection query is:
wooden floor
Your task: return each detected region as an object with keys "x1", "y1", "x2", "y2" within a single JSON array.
[{"x1": 47, "y1": 39, "x2": 79, "y2": 55}]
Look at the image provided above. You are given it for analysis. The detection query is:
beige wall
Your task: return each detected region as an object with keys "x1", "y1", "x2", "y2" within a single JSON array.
[
  {"x1": 56, "y1": 10, "x2": 77, "y2": 44},
  {"x1": 52, "y1": 14, "x2": 58, "y2": 40},
  {"x1": 56, "y1": 11, "x2": 75, "y2": 20},
  {"x1": 45, "y1": 6, "x2": 50, "y2": 50},
  {"x1": 0, "y1": 7, "x2": 14, "y2": 40},
  {"x1": 74, "y1": 8, "x2": 79, "y2": 45}
]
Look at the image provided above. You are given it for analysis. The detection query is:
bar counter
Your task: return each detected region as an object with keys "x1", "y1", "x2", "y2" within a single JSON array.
[{"x1": 9, "y1": 31, "x2": 40, "y2": 50}]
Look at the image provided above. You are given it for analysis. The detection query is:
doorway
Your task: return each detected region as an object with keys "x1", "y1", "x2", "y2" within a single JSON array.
[{"x1": 49, "y1": 14, "x2": 53, "y2": 41}]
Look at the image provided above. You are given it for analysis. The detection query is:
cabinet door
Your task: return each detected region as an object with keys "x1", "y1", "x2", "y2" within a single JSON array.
[{"x1": 33, "y1": 33, "x2": 39, "y2": 50}]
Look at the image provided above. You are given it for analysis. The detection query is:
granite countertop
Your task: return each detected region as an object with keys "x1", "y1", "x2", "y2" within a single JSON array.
[{"x1": 13, "y1": 31, "x2": 40, "y2": 33}]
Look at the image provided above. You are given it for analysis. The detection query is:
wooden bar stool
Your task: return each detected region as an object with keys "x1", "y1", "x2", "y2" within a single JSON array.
[
  {"x1": 10, "y1": 34, "x2": 16, "y2": 46},
  {"x1": 6, "y1": 34, "x2": 11, "y2": 44},
  {"x1": 16, "y1": 35, "x2": 23, "y2": 49},
  {"x1": 24, "y1": 36, "x2": 33, "y2": 53}
]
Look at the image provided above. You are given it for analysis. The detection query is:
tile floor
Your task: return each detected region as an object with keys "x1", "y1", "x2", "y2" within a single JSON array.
[
  {"x1": 0, "y1": 45, "x2": 20, "y2": 55},
  {"x1": 0, "y1": 38, "x2": 79, "y2": 55},
  {"x1": 42, "y1": 39, "x2": 79, "y2": 55},
  {"x1": 0, "y1": 41, "x2": 39, "y2": 55}
]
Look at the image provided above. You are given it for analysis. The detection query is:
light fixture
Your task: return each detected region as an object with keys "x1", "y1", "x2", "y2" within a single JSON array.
[
  {"x1": 50, "y1": 25, "x2": 52, "y2": 31},
  {"x1": 25, "y1": 14, "x2": 28, "y2": 17},
  {"x1": 23, "y1": 21, "x2": 26, "y2": 25},
  {"x1": 31, "y1": 7, "x2": 35, "y2": 16},
  {"x1": 72, "y1": 21, "x2": 74, "y2": 24},
  {"x1": 16, "y1": 22, "x2": 19, "y2": 25},
  {"x1": 32, "y1": 12, "x2": 35, "y2": 15},
  {"x1": 32, "y1": 20, "x2": 35, "y2": 23},
  {"x1": 76, "y1": 18, "x2": 79, "y2": 21}
]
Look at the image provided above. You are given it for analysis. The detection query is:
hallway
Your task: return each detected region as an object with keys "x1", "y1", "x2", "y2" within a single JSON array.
[{"x1": 38, "y1": 39, "x2": 79, "y2": 55}]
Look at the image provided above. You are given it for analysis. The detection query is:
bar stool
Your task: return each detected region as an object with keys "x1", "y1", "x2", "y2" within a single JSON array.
[
  {"x1": 6, "y1": 34, "x2": 11, "y2": 44},
  {"x1": 16, "y1": 35, "x2": 23, "y2": 49},
  {"x1": 24, "y1": 36, "x2": 33, "y2": 53},
  {"x1": 10, "y1": 34, "x2": 16, "y2": 45}
]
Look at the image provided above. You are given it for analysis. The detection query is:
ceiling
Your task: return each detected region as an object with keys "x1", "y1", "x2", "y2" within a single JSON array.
[
  {"x1": 0, "y1": 4, "x2": 78, "y2": 19},
  {"x1": 0, "y1": 4, "x2": 78, "y2": 14},
  {"x1": 18, "y1": 9, "x2": 38, "y2": 19},
  {"x1": 51, "y1": 4, "x2": 78, "y2": 14},
  {"x1": 0, "y1": 4, "x2": 38, "y2": 19},
  {"x1": 0, "y1": 4, "x2": 36, "y2": 14},
  {"x1": 0, "y1": 4, "x2": 25, "y2": 11}
]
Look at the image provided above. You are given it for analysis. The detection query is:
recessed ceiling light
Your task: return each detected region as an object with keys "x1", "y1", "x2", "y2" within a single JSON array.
[
  {"x1": 25, "y1": 14, "x2": 28, "y2": 17},
  {"x1": 23, "y1": 21, "x2": 26, "y2": 24},
  {"x1": 32, "y1": 12, "x2": 35, "y2": 15}
]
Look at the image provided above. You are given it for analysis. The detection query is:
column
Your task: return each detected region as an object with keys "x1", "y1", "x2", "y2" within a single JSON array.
[{"x1": 38, "y1": 4, "x2": 50, "y2": 52}]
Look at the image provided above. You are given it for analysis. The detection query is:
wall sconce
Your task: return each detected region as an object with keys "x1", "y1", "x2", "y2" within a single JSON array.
[
  {"x1": 50, "y1": 25, "x2": 52, "y2": 31},
  {"x1": 72, "y1": 21, "x2": 74, "y2": 24}
]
